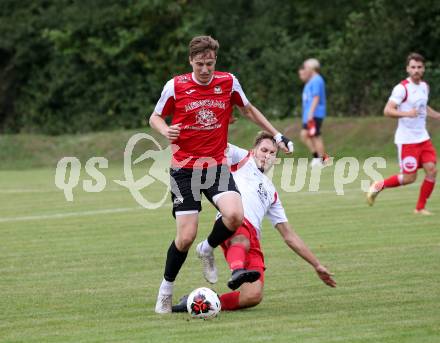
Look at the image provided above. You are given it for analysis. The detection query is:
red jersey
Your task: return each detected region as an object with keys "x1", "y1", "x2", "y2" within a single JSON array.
[{"x1": 153, "y1": 71, "x2": 249, "y2": 168}]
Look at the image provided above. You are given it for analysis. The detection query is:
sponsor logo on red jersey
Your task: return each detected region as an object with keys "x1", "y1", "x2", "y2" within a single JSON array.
[
  {"x1": 196, "y1": 108, "x2": 218, "y2": 127},
  {"x1": 184, "y1": 99, "x2": 226, "y2": 112}
]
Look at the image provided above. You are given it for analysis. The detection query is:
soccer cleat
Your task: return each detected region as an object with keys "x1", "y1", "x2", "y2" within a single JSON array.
[
  {"x1": 414, "y1": 209, "x2": 433, "y2": 215},
  {"x1": 172, "y1": 294, "x2": 189, "y2": 313},
  {"x1": 227, "y1": 268, "x2": 261, "y2": 290},
  {"x1": 322, "y1": 154, "x2": 331, "y2": 166},
  {"x1": 366, "y1": 181, "x2": 381, "y2": 206},
  {"x1": 155, "y1": 293, "x2": 172, "y2": 314},
  {"x1": 310, "y1": 158, "x2": 323, "y2": 167},
  {"x1": 196, "y1": 242, "x2": 218, "y2": 284}
]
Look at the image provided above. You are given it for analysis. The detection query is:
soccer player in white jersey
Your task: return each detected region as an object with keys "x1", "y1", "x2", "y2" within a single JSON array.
[
  {"x1": 172, "y1": 132, "x2": 335, "y2": 312},
  {"x1": 367, "y1": 53, "x2": 440, "y2": 214}
]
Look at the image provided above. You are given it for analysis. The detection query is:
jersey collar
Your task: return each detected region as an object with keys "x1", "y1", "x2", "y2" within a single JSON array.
[
  {"x1": 249, "y1": 151, "x2": 265, "y2": 174},
  {"x1": 191, "y1": 72, "x2": 214, "y2": 86},
  {"x1": 407, "y1": 77, "x2": 423, "y2": 85}
]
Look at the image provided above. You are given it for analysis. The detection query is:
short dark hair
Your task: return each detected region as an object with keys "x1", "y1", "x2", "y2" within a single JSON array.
[
  {"x1": 189, "y1": 36, "x2": 219, "y2": 59},
  {"x1": 407, "y1": 52, "x2": 425, "y2": 65},
  {"x1": 253, "y1": 131, "x2": 277, "y2": 148}
]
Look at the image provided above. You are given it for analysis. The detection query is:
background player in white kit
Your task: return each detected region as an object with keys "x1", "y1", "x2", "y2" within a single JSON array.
[
  {"x1": 173, "y1": 132, "x2": 335, "y2": 312},
  {"x1": 367, "y1": 53, "x2": 440, "y2": 214}
]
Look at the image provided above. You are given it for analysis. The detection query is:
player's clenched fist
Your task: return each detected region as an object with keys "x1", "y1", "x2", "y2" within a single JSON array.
[
  {"x1": 274, "y1": 132, "x2": 294, "y2": 153},
  {"x1": 162, "y1": 123, "x2": 181, "y2": 142}
]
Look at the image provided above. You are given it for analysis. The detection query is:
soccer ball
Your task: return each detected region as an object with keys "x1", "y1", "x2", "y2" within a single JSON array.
[{"x1": 187, "y1": 287, "x2": 221, "y2": 319}]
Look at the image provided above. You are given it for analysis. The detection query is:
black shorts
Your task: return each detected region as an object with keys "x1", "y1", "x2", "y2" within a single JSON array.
[
  {"x1": 169, "y1": 165, "x2": 240, "y2": 217},
  {"x1": 302, "y1": 117, "x2": 324, "y2": 136}
]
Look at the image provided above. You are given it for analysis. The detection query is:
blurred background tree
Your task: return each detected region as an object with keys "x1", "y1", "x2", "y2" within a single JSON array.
[{"x1": 0, "y1": 0, "x2": 439, "y2": 134}]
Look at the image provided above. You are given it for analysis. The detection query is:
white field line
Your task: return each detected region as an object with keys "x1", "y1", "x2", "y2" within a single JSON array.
[
  {"x1": 0, "y1": 207, "x2": 145, "y2": 223},
  {"x1": 0, "y1": 182, "x2": 419, "y2": 195},
  {"x1": 0, "y1": 188, "x2": 125, "y2": 194},
  {"x1": 0, "y1": 184, "x2": 420, "y2": 223}
]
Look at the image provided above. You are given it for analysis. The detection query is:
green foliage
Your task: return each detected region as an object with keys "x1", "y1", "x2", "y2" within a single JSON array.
[
  {"x1": 0, "y1": 0, "x2": 439, "y2": 134},
  {"x1": 4, "y1": 116, "x2": 440, "y2": 170},
  {"x1": 1, "y1": 163, "x2": 440, "y2": 342}
]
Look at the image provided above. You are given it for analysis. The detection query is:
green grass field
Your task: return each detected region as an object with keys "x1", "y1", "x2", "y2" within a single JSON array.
[{"x1": 1, "y1": 158, "x2": 439, "y2": 342}]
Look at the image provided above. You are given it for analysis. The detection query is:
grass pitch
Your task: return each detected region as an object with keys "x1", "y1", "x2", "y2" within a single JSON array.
[{"x1": 1, "y1": 162, "x2": 439, "y2": 343}]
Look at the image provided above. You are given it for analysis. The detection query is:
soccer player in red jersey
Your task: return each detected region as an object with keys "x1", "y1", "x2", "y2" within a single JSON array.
[
  {"x1": 149, "y1": 36, "x2": 293, "y2": 313},
  {"x1": 172, "y1": 132, "x2": 335, "y2": 312},
  {"x1": 367, "y1": 53, "x2": 440, "y2": 214}
]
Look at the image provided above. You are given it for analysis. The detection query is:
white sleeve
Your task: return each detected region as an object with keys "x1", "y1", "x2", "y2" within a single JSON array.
[
  {"x1": 226, "y1": 143, "x2": 249, "y2": 166},
  {"x1": 389, "y1": 84, "x2": 406, "y2": 105},
  {"x1": 266, "y1": 192, "x2": 288, "y2": 227},
  {"x1": 232, "y1": 75, "x2": 250, "y2": 107},
  {"x1": 424, "y1": 82, "x2": 430, "y2": 97},
  {"x1": 153, "y1": 79, "x2": 175, "y2": 115}
]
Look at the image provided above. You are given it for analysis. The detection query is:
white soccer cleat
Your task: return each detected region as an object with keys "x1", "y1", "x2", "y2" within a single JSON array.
[
  {"x1": 322, "y1": 154, "x2": 331, "y2": 166},
  {"x1": 414, "y1": 209, "x2": 433, "y2": 215},
  {"x1": 366, "y1": 181, "x2": 381, "y2": 206},
  {"x1": 196, "y1": 242, "x2": 218, "y2": 284},
  {"x1": 310, "y1": 158, "x2": 323, "y2": 167},
  {"x1": 155, "y1": 293, "x2": 172, "y2": 314}
]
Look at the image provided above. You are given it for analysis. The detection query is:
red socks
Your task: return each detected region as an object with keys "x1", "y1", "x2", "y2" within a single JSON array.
[
  {"x1": 219, "y1": 242, "x2": 249, "y2": 310},
  {"x1": 226, "y1": 243, "x2": 246, "y2": 270},
  {"x1": 220, "y1": 243, "x2": 247, "y2": 311},
  {"x1": 380, "y1": 175, "x2": 435, "y2": 210},
  {"x1": 220, "y1": 291, "x2": 240, "y2": 311},
  {"x1": 416, "y1": 178, "x2": 436, "y2": 210},
  {"x1": 379, "y1": 174, "x2": 403, "y2": 190}
]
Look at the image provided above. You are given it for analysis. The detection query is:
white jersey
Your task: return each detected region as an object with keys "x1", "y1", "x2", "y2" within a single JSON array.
[
  {"x1": 225, "y1": 144, "x2": 288, "y2": 239},
  {"x1": 389, "y1": 78, "x2": 430, "y2": 144}
]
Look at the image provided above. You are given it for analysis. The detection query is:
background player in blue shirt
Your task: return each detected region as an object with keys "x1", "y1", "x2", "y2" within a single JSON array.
[{"x1": 299, "y1": 59, "x2": 329, "y2": 166}]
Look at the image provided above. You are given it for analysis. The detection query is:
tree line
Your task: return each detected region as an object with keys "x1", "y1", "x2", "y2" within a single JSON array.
[{"x1": 1, "y1": 0, "x2": 439, "y2": 134}]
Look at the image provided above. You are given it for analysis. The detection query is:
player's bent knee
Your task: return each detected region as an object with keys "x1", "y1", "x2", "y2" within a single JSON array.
[
  {"x1": 249, "y1": 290, "x2": 263, "y2": 306},
  {"x1": 242, "y1": 289, "x2": 263, "y2": 307},
  {"x1": 175, "y1": 236, "x2": 195, "y2": 251},
  {"x1": 403, "y1": 173, "x2": 417, "y2": 184},
  {"x1": 240, "y1": 281, "x2": 264, "y2": 308},
  {"x1": 175, "y1": 231, "x2": 197, "y2": 251},
  {"x1": 427, "y1": 166, "x2": 437, "y2": 178},
  {"x1": 223, "y1": 210, "x2": 244, "y2": 231},
  {"x1": 231, "y1": 211, "x2": 244, "y2": 228}
]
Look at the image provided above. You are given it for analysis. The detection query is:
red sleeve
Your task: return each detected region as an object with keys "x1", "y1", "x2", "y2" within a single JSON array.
[
  {"x1": 272, "y1": 191, "x2": 278, "y2": 205},
  {"x1": 231, "y1": 91, "x2": 245, "y2": 107},
  {"x1": 161, "y1": 97, "x2": 175, "y2": 118}
]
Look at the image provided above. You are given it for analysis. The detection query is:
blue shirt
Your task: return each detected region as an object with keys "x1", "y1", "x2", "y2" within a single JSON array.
[{"x1": 302, "y1": 74, "x2": 326, "y2": 123}]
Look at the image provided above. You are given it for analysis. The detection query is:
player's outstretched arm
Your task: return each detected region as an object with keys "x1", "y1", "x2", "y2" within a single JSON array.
[
  {"x1": 238, "y1": 104, "x2": 293, "y2": 153},
  {"x1": 238, "y1": 103, "x2": 278, "y2": 135},
  {"x1": 384, "y1": 100, "x2": 418, "y2": 118},
  {"x1": 427, "y1": 106, "x2": 440, "y2": 119},
  {"x1": 275, "y1": 222, "x2": 336, "y2": 287},
  {"x1": 149, "y1": 113, "x2": 181, "y2": 142}
]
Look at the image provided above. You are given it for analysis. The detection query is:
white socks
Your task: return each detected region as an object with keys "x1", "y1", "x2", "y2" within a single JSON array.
[
  {"x1": 159, "y1": 278, "x2": 174, "y2": 295},
  {"x1": 200, "y1": 239, "x2": 214, "y2": 255}
]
